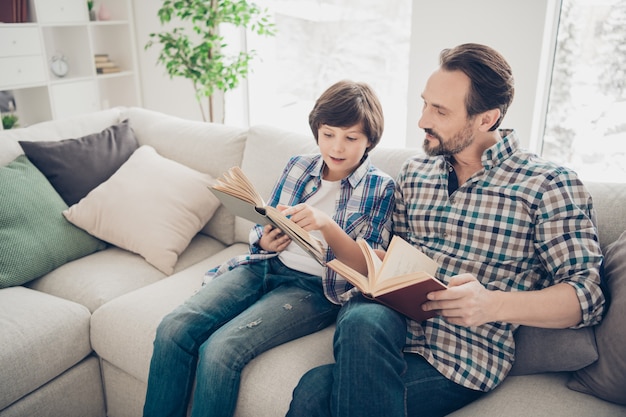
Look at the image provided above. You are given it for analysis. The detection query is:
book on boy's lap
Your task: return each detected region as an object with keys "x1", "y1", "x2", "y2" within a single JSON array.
[
  {"x1": 209, "y1": 166, "x2": 325, "y2": 265},
  {"x1": 327, "y1": 235, "x2": 447, "y2": 321}
]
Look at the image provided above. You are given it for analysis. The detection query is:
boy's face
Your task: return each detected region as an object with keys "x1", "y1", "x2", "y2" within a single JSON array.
[
  {"x1": 418, "y1": 69, "x2": 477, "y2": 157},
  {"x1": 317, "y1": 123, "x2": 370, "y2": 181}
]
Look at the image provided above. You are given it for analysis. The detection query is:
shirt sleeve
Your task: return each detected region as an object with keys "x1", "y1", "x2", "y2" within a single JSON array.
[
  {"x1": 356, "y1": 174, "x2": 395, "y2": 250},
  {"x1": 533, "y1": 171, "x2": 606, "y2": 326}
]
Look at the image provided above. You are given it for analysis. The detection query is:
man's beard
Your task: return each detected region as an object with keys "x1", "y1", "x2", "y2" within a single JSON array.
[{"x1": 422, "y1": 123, "x2": 475, "y2": 157}]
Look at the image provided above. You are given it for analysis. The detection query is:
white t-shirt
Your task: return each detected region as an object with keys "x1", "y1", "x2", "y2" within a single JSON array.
[{"x1": 278, "y1": 179, "x2": 340, "y2": 276}]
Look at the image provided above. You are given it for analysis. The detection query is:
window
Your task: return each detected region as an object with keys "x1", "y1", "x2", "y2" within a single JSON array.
[
  {"x1": 241, "y1": 1, "x2": 625, "y2": 182},
  {"x1": 543, "y1": 0, "x2": 626, "y2": 182},
  {"x1": 244, "y1": 0, "x2": 412, "y2": 148}
]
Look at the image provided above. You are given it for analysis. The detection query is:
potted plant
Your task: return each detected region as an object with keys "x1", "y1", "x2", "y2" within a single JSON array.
[
  {"x1": 2, "y1": 113, "x2": 19, "y2": 130},
  {"x1": 87, "y1": 1, "x2": 96, "y2": 21},
  {"x1": 146, "y1": 0, "x2": 275, "y2": 122}
]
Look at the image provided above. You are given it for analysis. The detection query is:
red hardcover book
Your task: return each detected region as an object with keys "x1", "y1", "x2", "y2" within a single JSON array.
[
  {"x1": 327, "y1": 235, "x2": 447, "y2": 322},
  {"x1": 0, "y1": 0, "x2": 16, "y2": 23}
]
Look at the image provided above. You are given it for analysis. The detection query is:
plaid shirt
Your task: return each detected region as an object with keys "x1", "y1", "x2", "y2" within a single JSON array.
[
  {"x1": 206, "y1": 153, "x2": 395, "y2": 303},
  {"x1": 393, "y1": 130, "x2": 606, "y2": 392}
]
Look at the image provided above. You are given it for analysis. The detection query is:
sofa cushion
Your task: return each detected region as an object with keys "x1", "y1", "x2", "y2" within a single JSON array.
[
  {"x1": 567, "y1": 229, "x2": 626, "y2": 405},
  {"x1": 0, "y1": 287, "x2": 92, "y2": 410},
  {"x1": 27, "y1": 234, "x2": 227, "y2": 313},
  {"x1": 63, "y1": 145, "x2": 221, "y2": 275},
  {"x1": 509, "y1": 326, "x2": 597, "y2": 375},
  {"x1": 120, "y1": 107, "x2": 248, "y2": 246},
  {"x1": 0, "y1": 155, "x2": 106, "y2": 288},
  {"x1": 19, "y1": 119, "x2": 139, "y2": 206},
  {"x1": 0, "y1": 107, "x2": 123, "y2": 167}
]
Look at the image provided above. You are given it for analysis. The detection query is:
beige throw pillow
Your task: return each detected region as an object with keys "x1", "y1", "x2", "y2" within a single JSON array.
[{"x1": 64, "y1": 145, "x2": 220, "y2": 275}]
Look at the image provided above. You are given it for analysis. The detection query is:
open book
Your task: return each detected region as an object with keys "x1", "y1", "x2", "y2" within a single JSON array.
[
  {"x1": 209, "y1": 166, "x2": 325, "y2": 265},
  {"x1": 327, "y1": 235, "x2": 447, "y2": 321}
]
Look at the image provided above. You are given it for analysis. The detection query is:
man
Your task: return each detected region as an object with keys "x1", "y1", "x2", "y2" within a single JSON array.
[{"x1": 287, "y1": 43, "x2": 606, "y2": 417}]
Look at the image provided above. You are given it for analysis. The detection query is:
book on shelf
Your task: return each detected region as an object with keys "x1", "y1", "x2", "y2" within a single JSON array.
[
  {"x1": 95, "y1": 61, "x2": 117, "y2": 69},
  {"x1": 327, "y1": 235, "x2": 447, "y2": 322},
  {"x1": 94, "y1": 54, "x2": 121, "y2": 74},
  {"x1": 0, "y1": 0, "x2": 28, "y2": 23},
  {"x1": 97, "y1": 66, "x2": 121, "y2": 74},
  {"x1": 209, "y1": 166, "x2": 326, "y2": 265}
]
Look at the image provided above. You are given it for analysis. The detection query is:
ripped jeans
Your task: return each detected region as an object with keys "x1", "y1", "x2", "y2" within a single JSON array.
[{"x1": 143, "y1": 257, "x2": 339, "y2": 417}]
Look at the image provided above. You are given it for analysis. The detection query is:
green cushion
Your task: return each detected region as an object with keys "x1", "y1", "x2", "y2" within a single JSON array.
[{"x1": 0, "y1": 155, "x2": 106, "y2": 288}]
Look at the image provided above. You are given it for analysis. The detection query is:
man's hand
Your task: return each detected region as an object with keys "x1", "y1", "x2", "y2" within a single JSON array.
[
  {"x1": 422, "y1": 274, "x2": 501, "y2": 327},
  {"x1": 258, "y1": 224, "x2": 291, "y2": 252}
]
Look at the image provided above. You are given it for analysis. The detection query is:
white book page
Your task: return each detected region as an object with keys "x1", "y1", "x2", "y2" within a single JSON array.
[
  {"x1": 358, "y1": 239, "x2": 383, "y2": 280},
  {"x1": 377, "y1": 236, "x2": 439, "y2": 282}
]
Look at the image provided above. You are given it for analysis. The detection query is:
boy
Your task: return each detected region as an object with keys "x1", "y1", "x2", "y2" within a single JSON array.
[{"x1": 143, "y1": 80, "x2": 395, "y2": 417}]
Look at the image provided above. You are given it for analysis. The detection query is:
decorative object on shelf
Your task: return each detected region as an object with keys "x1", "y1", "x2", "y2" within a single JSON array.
[
  {"x1": 50, "y1": 53, "x2": 69, "y2": 78},
  {"x1": 145, "y1": 0, "x2": 276, "y2": 123},
  {"x1": 1, "y1": 100, "x2": 19, "y2": 130},
  {"x1": 94, "y1": 54, "x2": 121, "y2": 74},
  {"x1": 97, "y1": 3, "x2": 111, "y2": 21},
  {"x1": 1, "y1": 113, "x2": 19, "y2": 130},
  {"x1": 88, "y1": 0, "x2": 96, "y2": 21}
]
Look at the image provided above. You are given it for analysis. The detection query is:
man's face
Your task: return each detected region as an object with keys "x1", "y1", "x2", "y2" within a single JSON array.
[{"x1": 418, "y1": 69, "x2": 476, "y2": 157}]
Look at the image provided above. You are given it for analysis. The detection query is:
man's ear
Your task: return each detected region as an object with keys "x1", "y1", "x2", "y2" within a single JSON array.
[{"x1": 478, "y1": 109, "x2": 501, "y2": 132}]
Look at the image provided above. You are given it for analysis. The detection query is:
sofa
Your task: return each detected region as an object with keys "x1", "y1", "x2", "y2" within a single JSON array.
[{"x1": 1, "y1": 106, "x2": 625, "y2": 417}]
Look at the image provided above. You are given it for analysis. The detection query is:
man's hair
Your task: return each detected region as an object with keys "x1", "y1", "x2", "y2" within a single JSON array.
[
  {"x1": 309, "y1": 80, "x2": 384, "y2": 153},
  {"x1": 440, "y1": 43, "x2": 515, "y2": 131}
]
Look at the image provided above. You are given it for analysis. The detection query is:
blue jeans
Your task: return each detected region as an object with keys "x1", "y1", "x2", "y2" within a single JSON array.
[
  {"x1": 143, "y1": 257, "x2": 339, "y2": 417},
  {"x1": 287, "y1": 295, "x2": 483, "y2": 417}
]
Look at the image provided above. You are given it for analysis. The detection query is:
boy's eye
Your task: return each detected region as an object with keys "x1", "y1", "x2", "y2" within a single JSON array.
[{"x1": 347, "y1": 136, "x2": 357, "y2": 141}]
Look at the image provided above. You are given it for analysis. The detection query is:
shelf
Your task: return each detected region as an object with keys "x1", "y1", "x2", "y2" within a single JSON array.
[{"x1": 0, "y1": 0, "x2": 141, "y2": 126}]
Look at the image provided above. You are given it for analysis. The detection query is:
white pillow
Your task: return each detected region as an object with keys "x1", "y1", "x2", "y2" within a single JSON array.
[{"x1": 64, "y1": 145, "x2": 220, "y2": 274}]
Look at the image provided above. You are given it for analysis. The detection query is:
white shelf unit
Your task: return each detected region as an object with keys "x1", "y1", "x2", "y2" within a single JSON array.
[{"x1": 0, "y1": 0, "x2": 141, "y2": 128}]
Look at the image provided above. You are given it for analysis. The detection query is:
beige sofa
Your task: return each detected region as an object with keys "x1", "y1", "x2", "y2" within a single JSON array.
[{"x1": 0, "y1": 107, "x2": 624, "y2": 417}]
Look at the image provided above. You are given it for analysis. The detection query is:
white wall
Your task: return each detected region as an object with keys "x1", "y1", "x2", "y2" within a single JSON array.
[
  {"x1": 407, "y1": 0, "x2": 561, "y2": 150},
  {"x1": 131, "y1": 1, "x2": 205, "y2": 122},
  {"x1": 131, "y1": 0, "x2": 561, "y2": 150}
]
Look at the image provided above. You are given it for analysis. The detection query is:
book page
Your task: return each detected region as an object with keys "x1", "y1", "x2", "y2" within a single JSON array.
[
  {"x1": 212, "y1": 166, "x2": 266, "y2": 207},
  {"x1": 326, "y1": 259, "x2": 371, "y2": 294},
  {"x1": 209, "y1": 187, "x2": 270, "y2": 226},
  {"x1": 357, "y1": 238, "x2": 383, "y2": 281},
  {"x1": 377, "y1": 236, "x2": 439, "y2": 283}
]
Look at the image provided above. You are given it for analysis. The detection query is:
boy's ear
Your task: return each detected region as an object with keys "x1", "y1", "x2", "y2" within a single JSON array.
[{"x1": 478, "y1": 109, "x2": 501, "y2": 132}]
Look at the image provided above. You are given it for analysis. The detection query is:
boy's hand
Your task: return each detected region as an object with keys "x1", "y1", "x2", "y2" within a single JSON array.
[
  {"x1": 259, "y1": 224, "x2": 291, "y2": 252},
  {"x1": 279, "y1": 204, "x2": 332, "y2": 232}
]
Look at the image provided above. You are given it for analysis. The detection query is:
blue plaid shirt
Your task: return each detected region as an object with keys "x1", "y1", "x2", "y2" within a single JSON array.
[
  {"x1": 206, "y1": 153, "x2": 395, "y2": 304},
  {"x1": 393, "y1": 130, "x2": 606, "y2": 392}
]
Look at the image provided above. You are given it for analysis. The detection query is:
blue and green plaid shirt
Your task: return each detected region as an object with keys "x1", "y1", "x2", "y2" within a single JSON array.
[
  {"x1": 393, "y1": 130, "x2": 606, "y2": 392},
  {"x1": 206, "y1": 153, "x2": 395, "y2": 303}
]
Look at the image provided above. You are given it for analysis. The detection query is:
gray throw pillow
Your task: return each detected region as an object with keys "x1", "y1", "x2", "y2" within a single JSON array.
[
  {"x1": 509, "y1": 326, "x2": 597, "y2": 375},
  {"x1": 19, "y1": 119, "x2": 138, "y2": 206},
  {"x1": 567, "y1": 230, "x2": 626, "y2": 405}
]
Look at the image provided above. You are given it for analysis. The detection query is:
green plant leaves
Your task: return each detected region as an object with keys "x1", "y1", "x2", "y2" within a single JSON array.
[{"x1": 146, "y1": 0, "x2": 276, "y2": 121}]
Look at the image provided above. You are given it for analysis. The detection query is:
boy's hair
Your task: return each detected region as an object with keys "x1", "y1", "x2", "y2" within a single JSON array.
[
  {"x1": 439, "y1": 43, "x2": 515, "y2": 131},
  {"x1": 309, "y1": 80, "x2": 384, "y2": 153}
]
